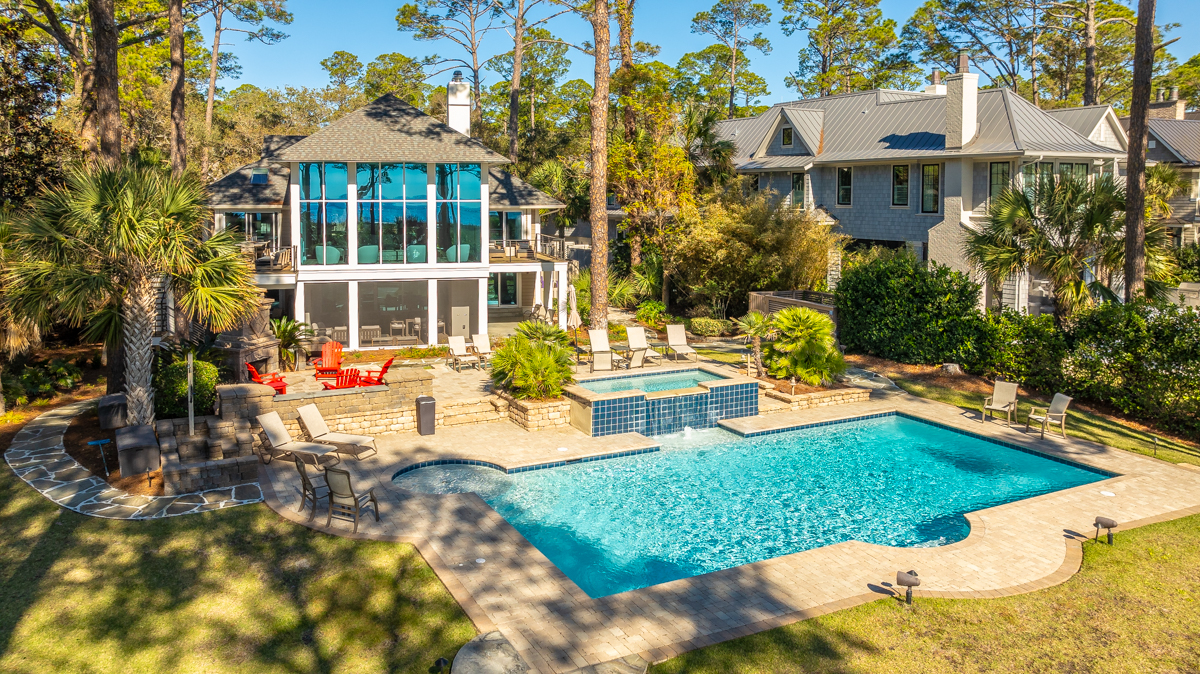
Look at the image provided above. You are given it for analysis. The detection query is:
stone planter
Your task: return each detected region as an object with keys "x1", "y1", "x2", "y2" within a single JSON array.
[
  {"x1": 499, "y1": 392, "x2": 571, "y2": 431},
  {"x1": 763, "y1": 386, "x2": 871, "y2": 412}
]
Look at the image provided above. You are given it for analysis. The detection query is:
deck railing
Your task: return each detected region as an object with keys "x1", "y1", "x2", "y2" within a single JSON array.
[
  {"x1": 748, "y1": 290, "x2": 837, "y2": 326},
  {"x1": 243, "y1": 242, "x2": 296, "y2": 272}
]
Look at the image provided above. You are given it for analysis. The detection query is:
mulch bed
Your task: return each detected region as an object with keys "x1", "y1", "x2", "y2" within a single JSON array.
[
  {"x1": 63, "y1": 409, "x2": 163, "y2": 496},
  {"x1": 755, "y1": 376, "x2": 843, "y2": 395}
]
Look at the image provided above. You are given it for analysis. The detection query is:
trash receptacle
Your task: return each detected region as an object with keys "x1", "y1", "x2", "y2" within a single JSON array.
[{"x1": 417, "y1": 395, "x2": 435, "y2": 436}]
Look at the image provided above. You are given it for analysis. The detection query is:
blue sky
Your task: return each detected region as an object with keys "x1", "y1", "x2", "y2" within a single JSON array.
[{"x1": 205, "y1": 0, "x2": 1196, "y2": 104}]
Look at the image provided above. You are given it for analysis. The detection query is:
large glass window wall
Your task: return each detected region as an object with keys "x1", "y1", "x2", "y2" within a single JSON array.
[
  {"x1": 304, "y1": 282, "x2": 350, "y2": 345},
  {"x1": 489, "y1": 211, "x2": 523, "y2": 241},
  {"x1": 436, "y1": 163, "x2": 482, "y2": 263},
  {"x1": 225, "y1": 212, "x2": 277, "y2": 245},
  {"x1": 356, "y1": 162, "x2": 428, "y2": 264},
  {"x1": 436, "y1": 279, "x2": 479, "y2": 342},
  {"x1": 300, "y1": 163, "x2": 349, "y2": 265},
  {"x1": 358, "y1": 281, "x2": 428, "y2": 346}
]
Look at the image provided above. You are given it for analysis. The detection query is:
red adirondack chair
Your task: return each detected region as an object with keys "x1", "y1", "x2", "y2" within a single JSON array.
[
  {"x1": 358, "y1": 357, "x2": 394, "y2": 386},
  {"x1": 247, "y1": 363, "x2": 287, "y2": 395},
  {"x1": 322, "y1": 369, "x2": 360, "y2": 390},
  {"x1": 314, "y1": 341, "x2": 343, "y2": 380}
]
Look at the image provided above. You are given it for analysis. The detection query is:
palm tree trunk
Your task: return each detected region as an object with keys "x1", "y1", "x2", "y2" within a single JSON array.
[
  {"x1": 752, "y1": 335, "x2": 764, "y2": 378},
  {"x1": 123, "y1": 280, "x2": 157, "y2": 425},
  {"x1": 1124, "y1": 0, "x2": 1156, "y2": 301},
  {"x1": 587, "y1": 0, "x2": 611, "y2": 330},
  {"x1": 168, "y1": 0, "x2": 186, "y2": 176}
]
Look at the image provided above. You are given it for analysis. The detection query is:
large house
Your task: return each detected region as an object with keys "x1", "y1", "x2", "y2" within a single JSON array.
[
  {"x1": 206, "y1": 75, "x2": 568, "y2": 351},
  {"x1": 715, "y1": 55, "x2": 1125, "y2": 312}
]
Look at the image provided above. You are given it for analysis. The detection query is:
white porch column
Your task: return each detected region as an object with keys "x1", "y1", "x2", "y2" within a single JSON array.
[
  {"x1": 557, "y1": 266, "x2": 567, "y2": 329},
  {"x1": 427, "y1": 278, "x2": 438, "y2": 345},
  {"x1": 347, "y1": 281, "x2": 360, "y2": 350},
  {"x1": 478, "y1": 276, "x2": 489, "y2": 337},
  {"x1": 534, "y1": 269, "x2": 544, "y2": 309}
]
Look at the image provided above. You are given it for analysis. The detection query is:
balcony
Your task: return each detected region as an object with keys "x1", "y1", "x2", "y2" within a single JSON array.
[
  {"x1": 243, "y1": 242, "x2": 296, "y2": 272},
  {"x1": 488, "y1": 235, "x2": 569, "y2": 264}
]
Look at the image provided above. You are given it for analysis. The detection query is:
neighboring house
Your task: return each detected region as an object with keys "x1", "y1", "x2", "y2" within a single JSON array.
[
  {"x1": 205, "y1": 75, "x2": 568, "y2": 350},
  {"x1": 714, "y1": 56, "x2": 1124, "y2": 313},
  {"x1": 1116, "y1": 88, "x2": 1200, "y2": 248}
]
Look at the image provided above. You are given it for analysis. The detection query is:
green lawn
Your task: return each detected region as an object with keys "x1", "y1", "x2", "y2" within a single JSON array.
[
  {"x1": 892, "y1": 377, "x2": 1200, "y2": 467},
  {"x1": 0, "y1": 461, "x2": 475, "y2": 673},
  {"x1": 652, "y1": 513, "x2": 1200, "y2": 673}
]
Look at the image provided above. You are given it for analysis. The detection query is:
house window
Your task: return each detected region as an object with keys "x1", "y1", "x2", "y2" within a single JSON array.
[
  {"x1": 781, "y1": 127, "x2": 793, "y2": 146},
  {"x1": 1148, "y1": 140, "x2": 1156, "y2": 149},
  {"x1": 1058, "y1": 163, "x2": 1089, "y2": 181},
  {"x1": 489, "y1": 211, "x2": 523, "y2": 241},
  {"x1": 892, "y1": 165, "x2": 909, "y2": 207},
  {"x1": 358, "y1": 281, "x2": 428, "y2": 345},
  {"x1": 488, "y1": 272, "x2": 518, "y2": 306},
  {"x1": 791, "y1": 173, "x2": 805, "y2": 207},
  {"x1": 355, "y1": 162, "x2": 428, "y2": 264},
  {"x1": 989, "y1": 162, "x2": 1010, "y2": 199},
  {"x1": 837, "y1": 167, "x2": 852, "y2": 205},
  {"x1": 921, "y1": 164, "x2": 940, "y2": 213},
  {"x1": 436, "y1": 163, "x2": 482, "y2": 263},
  {"x1": 250, "y1": 168, "x2": 269, "y2": 185},
  {"x1": 299, "y1": 163, "x2": 348, "y2": 265},
  {"x1": 1022, "y1": 161, "x2": 1055, "y2": 189},
  {"x1": 303, "y1": 282, "x2": 349, "y2": 342}
]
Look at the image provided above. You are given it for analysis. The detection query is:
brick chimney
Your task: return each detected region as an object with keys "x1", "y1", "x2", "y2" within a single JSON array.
[
  {"x1": 1148, "y1": 85, "x2": 1187, "y2": 120},
  {"x1": 945, "y1": 51, "x2": 979, "y2": 149},
  {"x1": 447, "y1": 71, "x2": 471, "y2": 136}
]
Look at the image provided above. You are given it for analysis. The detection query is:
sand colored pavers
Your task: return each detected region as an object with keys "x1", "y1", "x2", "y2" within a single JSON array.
[{"x1": 258, "y1": 391, "x2": 1200, "y2": 674}]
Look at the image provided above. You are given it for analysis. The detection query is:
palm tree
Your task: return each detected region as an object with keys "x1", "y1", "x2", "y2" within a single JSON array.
[
  {"x1": 763, "y1": 307, "x2": 845, "y2": 386},
  {"x1": 682, "y1": 102, "x2": 735, "y2": 189},
  {"x1": 528, "y1": 160, "x2": 590, "y2": 236},
  {"x1": 965, "y1": 175, "x2": 1176, "y2": 320},
  {"x1": 4, "y1": 159, "x2": 259, "y2": 425},
  {"x1": 1145, "y1": 163, "x2": 1190, "y2": 219},
  {"x1": 270, "y1": 317, "x2": 314, "y2": 371},
  {"x1": 734, "y1": 310, "x2": 772, "y2": 377}
]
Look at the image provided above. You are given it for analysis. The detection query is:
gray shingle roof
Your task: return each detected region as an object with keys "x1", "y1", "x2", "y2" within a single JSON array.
[
  {"x1": 489, "y1": 168, "x2": 564, "y2": 208},
  {"x1": 207, "y1": 159, "x2": 289, "y2": 209},
  {"x1": 274, "y1": 94, "x2": 510, "y2": 164},
  {"x1": 262, "y1": 134, "x2": 307, "y2": 159},
  {"x1": 1148, "y1": 118, "x2": 1200, "y2": 165}
]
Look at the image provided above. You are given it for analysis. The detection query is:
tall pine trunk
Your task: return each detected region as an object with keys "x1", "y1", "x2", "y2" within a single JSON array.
[
  {"x1": 1124, "y1": 0, "x2": 1156, "y2": 301},
  {"x1": 204, "y1": 5, "x2": 225, "y2": 178},
  {"x1": 507, "y1": 3, "x2": 525, "y2": 161},
  {"x1": 616, "y1": 0, "x2": 636, "y2": 140},
  {"x1": 122, "y1": 280, "x2": 157, "y2": 426},
  {"x1": 89, "y1": 0, "x2": 121, "y2": 164},
  {"x1": 588, "y1": 0, "x2": 611, "y2": 330},
  {"x1": 1084, "y1": 0, "x2": 1099, "y2": 106},
  {"x1": 169, "y1": 0, "x2": 186, "y2": 175}
]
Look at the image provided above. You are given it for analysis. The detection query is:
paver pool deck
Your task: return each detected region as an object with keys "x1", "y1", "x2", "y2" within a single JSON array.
[{"x1": 259, "y1": 392, "x2": 1200, "y2": 674}]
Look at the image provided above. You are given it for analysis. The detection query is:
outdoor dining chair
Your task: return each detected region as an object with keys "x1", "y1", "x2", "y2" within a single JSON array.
[
  {"x1": 323, "y1": 467, "x2": 380, "y2": 533},
  {"x1": 293, "y1": 454, "x2": 328, "y2": 521},
  {"x1": 982, "y1": 381, "x2": 1020, "y2": 425},
  {"x1": 471, "y1": 333, "x2": 493, "y2": 366},
  {"x1": 255, "y1": 411, "x2": 340, "y2": 468},
  {"x1": 666, "y1": 324, "x2": 699, "y2": 362},
  {"x1": 447, "y1": 335, "x2": 481, "y2": 371},
  {"x1": 296, "y1": 404, "x2": 378, "y2": 460},
  {"x1": 1026, "y1": 393, "x2": 1073, "y2": 438}
]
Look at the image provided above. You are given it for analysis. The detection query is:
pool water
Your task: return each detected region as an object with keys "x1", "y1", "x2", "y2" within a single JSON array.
[
  {"x1": 393, "y1": 415, "x2": 1109, "y2": 598},
  {"x1": 580, "y1": 368, "x2": 726, "y2": 394}
]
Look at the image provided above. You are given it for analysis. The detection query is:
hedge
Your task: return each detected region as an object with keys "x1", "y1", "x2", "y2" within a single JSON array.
[{"x1": 154, "y1": 360, "x2": 219, "y2": 419}]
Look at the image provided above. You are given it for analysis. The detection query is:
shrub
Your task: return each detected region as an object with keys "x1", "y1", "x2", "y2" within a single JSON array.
[
  {"x1": 1176, "y1": 243, "x2": 1200, "y2": 283},
  {"x1": 490, "y1": 335, "x2": 575, "y2": 400},
  {"x1": 835, "y1": 255, "x2": 986, "y2": 364},
  {"x1": 1, "y1": 359, "x2": 83, "y2": 407},
  {"x1": 764, "y1": 307, "x2": 846, "y2": 386},
  {"x1": 687, "y1": 317, "x2": 724, "y2": 337},
  {"x1": 967, "y1": 310, "x2": 1067, "y2": 392},
  {"x1": 516, "y1": 320, "x2": 571, "y2": 347},
  {"x1": 154, "y1": 360, "x2": 219, "y2": 419},
  {"x1": 636, "y1": 300, "x2": 666, "y2": 326}
]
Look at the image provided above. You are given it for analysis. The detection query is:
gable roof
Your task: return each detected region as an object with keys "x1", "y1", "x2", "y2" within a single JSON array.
[
  {"x1": 1043, "y1": 106, "x2": 1110, "y2": 137},
  {"x1": 275, "y1": 94, "x2": 509, "y2": 164},
  {"x1": 1147, "y1": 118, "x2": 1200, "y2": 166},
  {"x1": 715, "y1": 88, "x2": 1120, "y2": 170},
  {"x1": 207, "y1": 159, "x2": 289, "y2": 209},
  {"x1": 489, "y1": 168, "x2": 564, "y2": 209}
]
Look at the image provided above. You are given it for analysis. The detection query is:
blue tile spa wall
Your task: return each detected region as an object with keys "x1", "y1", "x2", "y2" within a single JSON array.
[{"x1": 587, "y1": 382, "x2": 759, "y2": 437}]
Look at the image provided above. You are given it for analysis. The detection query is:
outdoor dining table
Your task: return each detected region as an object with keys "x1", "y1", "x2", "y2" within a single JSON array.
[{"x1": 291, "y1": 444, "x2": 341, "y2": 467}]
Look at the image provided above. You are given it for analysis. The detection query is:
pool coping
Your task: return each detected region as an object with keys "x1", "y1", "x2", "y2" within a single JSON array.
[
  {"x1": 565, "y1": 365, "x2": 758, "y2": 404},
  {"x1": 256, "y1": 394, "x2": 1200, "y2": 673}
]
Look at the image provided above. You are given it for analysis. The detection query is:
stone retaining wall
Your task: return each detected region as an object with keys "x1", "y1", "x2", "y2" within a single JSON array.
[
  {"x1": 156, "y1": 416, "x2": 260, "y2": 495},
  {"x1": 762, "y1": 386, "x2": 871, "y2": 412},
  {"x1": 502, "y1": 393, "x2": 571, "y2": 431}
]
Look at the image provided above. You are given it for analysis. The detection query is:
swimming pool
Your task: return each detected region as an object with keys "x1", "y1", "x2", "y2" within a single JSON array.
[
  {"x1": 394, "y1": 414, "x2": 1110, "y2": 598},
  {"x1": 578, "y1": 368, "x2": 727, "y2": 394}
]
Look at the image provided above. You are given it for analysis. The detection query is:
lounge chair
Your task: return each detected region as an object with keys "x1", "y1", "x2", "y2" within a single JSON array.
[
  {"x1": 255, "y1": 411, "x2": 340, "y2": 467},
  {"x1": 666, "y1": 324, "x2": 698, "y2": 362},
  {"x1": 314, "y1": 341, "x2": 343, "y2": 380},
  {"x1": 624, "y1": 326, "x2": 654, "y2": 368},
  {"x1": 591, "y1": 350, "x2": 619, "y2": 372},
  {"x1": 322, "y1": 369, "x2": 360, "y2": 390},
  {"x1": 447, "y1": 335, "x2": 480, "y2": 371},
  {"x1": 247, "y1": 363, "x2": 286, "y2": 395},
  {"x1": 471, "y1": 333, "x2": 493, "y2": 366},
  {"x1": 293, "y1": 454, "x2": 328, "y2": 520},
  {"x1": 358, "y1": 357, "x2": 394, "y2": 386},
  {"x1": 1026, "y1": 393, "x2": 1072, "y2": 438},
  {"x1": 588, "y1": 329, "x2": 627, "y2": 372},
  {"x1": 323, "y1": 466, "x2": 380, "y2": 533},
  {"x1": 982, "y1": 381, "x2": 1019, "y2": 425},
  {"x1": 296, "y1": 404, "x2": 378, "y2": 460}
]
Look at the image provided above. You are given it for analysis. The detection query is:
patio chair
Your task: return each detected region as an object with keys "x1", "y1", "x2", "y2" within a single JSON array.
[
  {"x1": 322, "y1": 369, "x2": 361, "y2": 390},
  {"x1": 314, "y1": 341, "x2": 343, "y2": 380},
  {"x1": 591, "y1": 350, "x2": 619, "y2": 372},
  {"x1": 624, "y1": 326, "x2": 654, "y2": 368},
  {"x1": 666, "y1": 324, "x2": 698, "y2": 362},
  {"x1": 358, "y1": 357, "x2": 394, "y2": 386},
  {"x1": 588, "y1": 329, "x2": 627, "y2": 364},
  {"x1": 293, "y1": 453, "x2": 328, "y2": 521},
  {"x1": 360, "y1": 325, "x2": 382, "y2": 344},
  {"x1": 255, "y1": 411, "x2": 340, "y2": 467},
  {"x1": 323, "y1": 466, "x2": 380, "y2": 533},
  {"x1": 471, "y1": 333, "x2": 493, "y2": 366},
  {"x1": 447, "y1": 335, "x2": 480, "y2": 371},
  {"x1": 982, "y1": 381, "x2": 1020, "y2": 425},
  {"x1": 1026, "y1": 393, "x2": 1073, "y2": 438},
  {"x1": 296, "y1": 404, "x2": 378, "y2": 460},
  {"x1": 247, "y1": 363, "x2": 287, "y2": 395}
]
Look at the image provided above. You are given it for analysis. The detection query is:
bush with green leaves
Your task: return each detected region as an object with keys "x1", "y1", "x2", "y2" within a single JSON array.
[
  {"x1": 635, "y1": 300, "x2": 666, "y2": 326},
  {"x1": 835, "y1": 255, "x2": 986, "y2": 364},
  {"x1": 687, "y1": 317, "x2": 725, "y2": 337},
  {"x1": 489, "y1": 334, "x2": 575, "y2": 400},
  {"x1": 154, "y1": 360, "x2": 219, "y2": 419},
  {"x1": 968, "y1": 310, "x2": 1067, "y2": 392},
  {"x1": 1, "y1": 358, "x2": 83, "y2": 407},
  {"x1": 764, "y1": 307, "x2": 846, "y2": 386},
  {"x1": 1175, "y1": 243, "x2": 1200, "y2": 283},
  {"x1": 515, "y1": 320, "x2": 571, "y2": 347}
]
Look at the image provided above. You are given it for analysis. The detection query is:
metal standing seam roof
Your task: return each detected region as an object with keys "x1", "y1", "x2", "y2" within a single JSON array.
[
  {"x1": 1043, "y1": 106, "x2": 1112, "y2": 139},
  {"x1": 1147, "y1": 118, "x2": 1200, "y2": 165},
  {"x1": 274, "y1": 93, "x2": 510, "y2": 164}
]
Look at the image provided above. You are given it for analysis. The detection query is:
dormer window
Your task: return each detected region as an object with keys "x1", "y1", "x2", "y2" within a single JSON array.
[
  {"x1": 250, "y1": 168, "x2": 269, "y2": 185},
  {"x1": 781, "y1": 127, "x2": 793, "y2": 146}
]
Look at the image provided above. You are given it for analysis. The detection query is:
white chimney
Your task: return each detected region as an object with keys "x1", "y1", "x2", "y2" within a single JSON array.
[
  {"x1": 945, "y1": 52, "x2": 978, "y2": 149},
  {"x1": 447, "y1": 71, "x2": 471, "y2": 136},
  {"x1": 924, "y1": 69, "x2": 946, "y2": 95}
]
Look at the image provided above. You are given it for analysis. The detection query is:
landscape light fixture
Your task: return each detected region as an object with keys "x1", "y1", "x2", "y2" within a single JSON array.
[
  {"x1": 896, "y1": 570, "x2": 921, "y2": 605},
  {"x1": 434, "y1": 656, "x2": 450, "y2": 673},
  {"x1": 1094, "y1": 517, "x2": 1118, "y2": 545}
]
